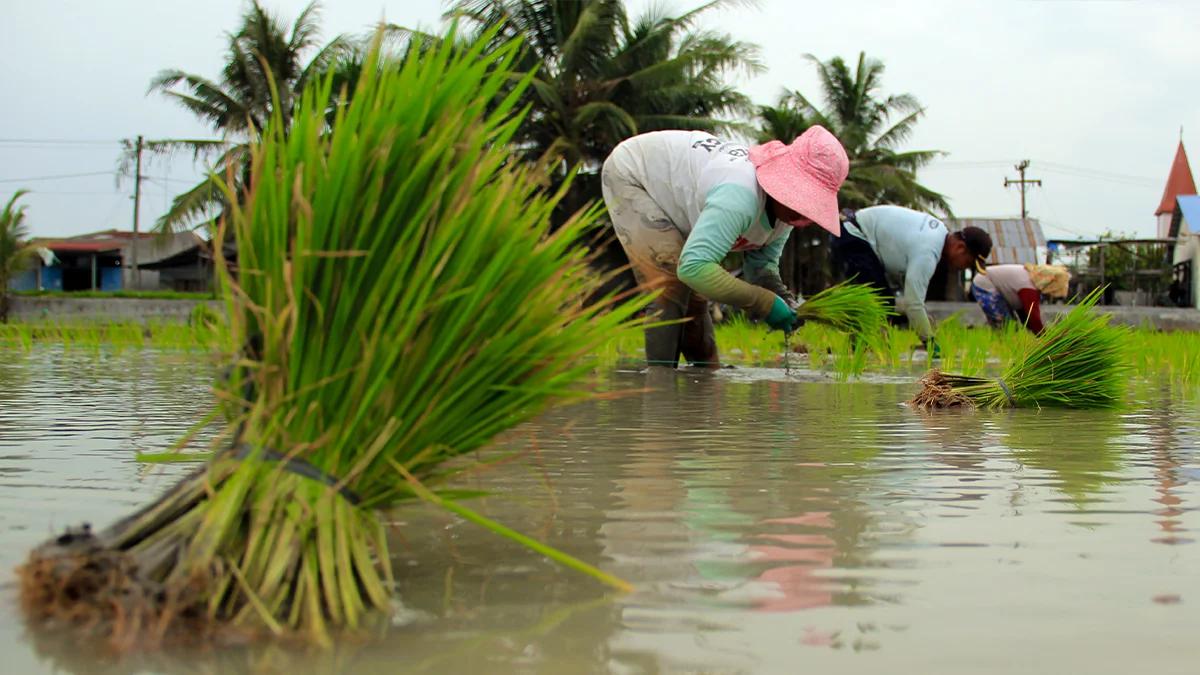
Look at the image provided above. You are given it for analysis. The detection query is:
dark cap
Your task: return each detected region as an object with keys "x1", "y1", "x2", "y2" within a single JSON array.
[{"x1": 958, "y1": 226, "x2": 993, "y2": 262}]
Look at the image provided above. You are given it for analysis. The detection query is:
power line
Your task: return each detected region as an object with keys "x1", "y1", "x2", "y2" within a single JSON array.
[
  {"x1": 0, "y1": 138, "x2": 121, "y2": 146},
  {"x1": 144, "y1": 175, "x2": 197, "y2": 185},
  {"x1": 1033, "y1": 160, "x2": 1158, "y2": 185},
  {"x1": 0, "y1": 144, "x2": 121, "y2": 151},
  {"x1": 27, "y1": 190, "x2": 133, "y2": 196},
  {"x1": 924, "y1": 158, "x2": 1161, "y2": 188},
  {"x1": 0, "y1": 170, "x2": 116, "y2": 184},
  {"x1": 924, "y1": 160, "x2": 1012, "y2": 170},
  {"x1": 1028, "y1": 190, "x2": 1090, "y2": 239},
  {"x1": 1033, "y1": 164, "x2": 1158, "y2": 188},
  {"x1": 99, "y1": 193, "x2": 131, "y2": 230}
]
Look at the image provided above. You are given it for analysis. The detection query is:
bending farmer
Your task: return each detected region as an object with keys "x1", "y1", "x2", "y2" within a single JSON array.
[
  {"x1": 972, "y1": 263, "x2": 1070, "y2": 335},
  {"x1": 602, "y1": 127, "x2": 849, "y2": 367},
  {"x1": 832, "y1": 205, "x2": 993, "y2": 351}
]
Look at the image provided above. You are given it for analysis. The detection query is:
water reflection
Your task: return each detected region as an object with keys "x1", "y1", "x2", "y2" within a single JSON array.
[
  {"x1": 1141, "y1": 394, "x2": 1194, "y2": 546},
  {"x1": 999, "y1": 407, "x2": 1125, "y2": 507},
  {"x1": 598, "y1": 369, "x2": 920, "y2": 667},
  {"x1": 2, "y1": 351, "x2": 1198, "y2": 674}
]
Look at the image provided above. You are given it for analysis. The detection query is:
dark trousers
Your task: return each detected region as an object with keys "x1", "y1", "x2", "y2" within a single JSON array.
[
  {"x1": 831, "y1": 230, "x2": 904, "y2": 325},
  {"x1": 642, "y1": 290, "x2": 718, "y2": 368}
]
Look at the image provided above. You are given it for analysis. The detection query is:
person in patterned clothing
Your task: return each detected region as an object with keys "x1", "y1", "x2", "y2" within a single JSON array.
[{"x1": 972, "y1": 263, "x2": 1070, "y2": 335}]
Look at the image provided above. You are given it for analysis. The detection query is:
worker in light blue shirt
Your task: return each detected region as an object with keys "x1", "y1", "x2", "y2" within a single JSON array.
[{"x1": 832, "y1": 205, "x2": 993, "y2": 351}]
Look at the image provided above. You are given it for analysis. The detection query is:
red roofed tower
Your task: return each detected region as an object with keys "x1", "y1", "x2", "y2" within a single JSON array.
[{"x1": 1156, "y1": 141, "x2": 1197, "y2": 238}]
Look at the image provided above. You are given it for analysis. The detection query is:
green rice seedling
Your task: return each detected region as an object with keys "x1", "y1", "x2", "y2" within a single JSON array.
[
  {"x1": 930, "y1": 313, "x2": 992, "y2": 376},
  {"x1": 830, "y1": 331, "x2": 870, "y2": 379},
  {"x1": 15, "y1": 289, "x2": 215, "y2": 301},
  {"x1": 18, "y1": 29, "x2": 646, "y2": 648},
  {"x1": 788, "y1": 321, "x2": 866, "y2": 378},
  {"x1": 875, "y1": 325, "x2": 921, "y2": 371},
  {"x1": 1127, "y1": 329, "x2": 1200, "y2": 386},
  {"x1": 1169, "y1": 337, "x2": 1200, "y2": 384},
  {"x1": 795, "y1": 281, "x2": 893, "y2": 347},
  {"x1": 622, "y1": 284, "x2": 892, "y2": 372},
  {"x1": 716, "y1": 317, "x2": 782, "y2": 366},
  {"x1": 991, "y1": 319, "x2": 1036, "y2": 366},
  {"x1": 0, "y1": 322, "x2": 32, "y2": 351},
  {"x1": 789, "y1": 322, "x2": 831, "y2": 370},
  {"x1": 932, "y1": 313, "x2": 969, "y2": 373},
  {"x1": 0, "y1": 320, "x2": 223, "y2": 353},
  {"x1": 912, "y1": 288, "x2": 1130, "y2": 409},
  {"x1": 593, "y1": 329, "x2": 648, "y2": 368},
  {"x1": 783, "y1": 282, "x2": 891, "y2": 376},
  {"x1": 956, "y1": 324, "x2": 1000, "y2": 375}
]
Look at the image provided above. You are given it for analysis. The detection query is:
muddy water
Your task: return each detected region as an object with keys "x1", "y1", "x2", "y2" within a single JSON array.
[{"x1": 1, "y1": 348, "x2": 1198, "y2": 674}]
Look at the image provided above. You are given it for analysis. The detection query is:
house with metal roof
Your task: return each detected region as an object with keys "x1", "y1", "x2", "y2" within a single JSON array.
[
  {"x1": 947, "y1": 217, "x2": 1046, "y2": 265},
  {"x1": 8, "y1": 230, "x2": 203, "y2": 292},
  {"x1": 134, "y1": 238, "x2": 233, "y2": 292}
]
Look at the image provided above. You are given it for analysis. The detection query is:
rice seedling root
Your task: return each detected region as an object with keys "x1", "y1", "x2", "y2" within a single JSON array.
[
  {"x1": 17, "y1": 460, "x2": 388, "y2": 650},
  {"x1": 18, "y1": 526, "x2": 216, "y2": 651},
  {"x1": 910, "y1": 370, "x2": 978, "y2": 409}
]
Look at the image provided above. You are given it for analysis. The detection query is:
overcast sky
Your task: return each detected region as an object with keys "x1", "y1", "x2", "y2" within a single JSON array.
[{"x1": 3, "y1": 0, "x2": 1198, "y2": 240}]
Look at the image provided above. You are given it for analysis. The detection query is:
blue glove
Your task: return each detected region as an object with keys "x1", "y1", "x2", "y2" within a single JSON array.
[{"x1": 765, "y1": 295, "x2": 799, "y2": 332}]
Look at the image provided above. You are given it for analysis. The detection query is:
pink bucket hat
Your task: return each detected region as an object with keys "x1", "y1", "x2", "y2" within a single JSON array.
[{"x1": 748, "y1": 126, "x2": 849, "y2": 236}]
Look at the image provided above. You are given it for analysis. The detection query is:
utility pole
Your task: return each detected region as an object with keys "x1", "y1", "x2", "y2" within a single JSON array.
[
  {"x1": 131, "y1": 135, "x2": 144, "y2": 289},
  {"x1": 1004, "y1": 159, "x2": 1042, "y2": 220}
]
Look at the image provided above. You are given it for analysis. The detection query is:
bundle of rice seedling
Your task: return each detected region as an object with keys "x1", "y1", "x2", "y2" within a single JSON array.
[
  {"x1": 795, "y1": 281, "x2": 893, "y2": 343},
  {"x1": 18, "y1": 29, "x2": 645, "y2": 648},
  {"x1": 911, "y1": 288, "x2": 1129, "y2": 410}
]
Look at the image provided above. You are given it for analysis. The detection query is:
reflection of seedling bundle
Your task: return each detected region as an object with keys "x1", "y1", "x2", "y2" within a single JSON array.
[
  {"x1": 18, "y1": 30, "x2": 644, "y2": 648},
  {"x1": 999, "y1": 409, "x2": 1124, "y2": 505},
  {"x1": 912, "y1": 288, "x2": 1129, "y2": 409}
]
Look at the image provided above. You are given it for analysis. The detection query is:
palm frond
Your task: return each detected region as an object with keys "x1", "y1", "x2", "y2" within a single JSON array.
[
  {"x1": 1, "y1": 190, "x2": 37, "y2": 319},
  {"x1": 557, "y1": 0, "x2": 623, "y2": 79},
  {"x1": 116, "y1": 138, "x2": 230, "y2": 186},
  {"x1": 153, "y1": 173, "x2": 228, "y2": 234},
  {"x1": 766, "y1": 51, "x2": 946, "y2": 213},
  {"x1": 287, "y1": 1, "x2": 325, "y2": 55},
  {"x1": 871, "y1": 107, "x2": 925, "y2": 149},
  {"x1": 150, "y1": 71, "x2": 249, "y2": 131}
]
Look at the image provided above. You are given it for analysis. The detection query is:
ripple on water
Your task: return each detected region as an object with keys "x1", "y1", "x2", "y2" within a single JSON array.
[{"x1": 1, "y1": 349, "x2": 1198, "y2": 674}]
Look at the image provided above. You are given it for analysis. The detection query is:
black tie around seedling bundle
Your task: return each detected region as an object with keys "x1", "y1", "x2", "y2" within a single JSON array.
[{"x1": 227, "y1": 443, "x2": 363, "y2": 506}]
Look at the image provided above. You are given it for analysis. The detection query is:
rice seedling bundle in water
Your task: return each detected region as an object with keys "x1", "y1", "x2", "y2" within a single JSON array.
[
  {"x1": 17, "y1": 31, "x2": 645, "y2": 648},
  {"x1": 911, "y1": 288, "x2": 1129, "y2": 410}
]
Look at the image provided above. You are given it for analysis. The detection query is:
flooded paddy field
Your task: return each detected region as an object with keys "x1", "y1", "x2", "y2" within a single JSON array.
[{"x1": 1, "y1": 347, "x2": 1197, "y2": 674}]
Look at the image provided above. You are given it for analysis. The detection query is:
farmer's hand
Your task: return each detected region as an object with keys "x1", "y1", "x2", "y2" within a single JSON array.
[
  {"x1": 765, "y1": 296, "x2": 799, "y2": 332},
  {"x1": 787, "y1": 296, "x2": 806, "y2": 328}
]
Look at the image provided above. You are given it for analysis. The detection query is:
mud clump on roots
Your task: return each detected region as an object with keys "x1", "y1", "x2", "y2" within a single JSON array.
[
  {"x1": 17, "y1": 524, "x2": 216, "y2": 652},
  {"x1": 910, "y1": 370, "x2": 977, "y2": 409}
]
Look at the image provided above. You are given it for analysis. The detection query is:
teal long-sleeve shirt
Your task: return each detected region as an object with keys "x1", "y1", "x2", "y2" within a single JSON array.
[{"x1": 676, "y1": 183, "x2": 792, "y2": 317}]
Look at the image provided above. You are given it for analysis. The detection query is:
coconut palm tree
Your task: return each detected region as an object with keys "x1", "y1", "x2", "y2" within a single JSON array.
[
  {"x1": 0, "y1": 190, "x2": 35, "y2": 323},
  {"x1": 448, "y1": 0, "x2": 761, "y2": 214},
  {"x1": 757, "y1": 52, "x2": 950, "y2": 215},
  {"x1": 124, "y1": 1, "x2": 348, "y2": 233},
  {"x1": 443, "y1": 0, "x2": 760, "y2": 287}
]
